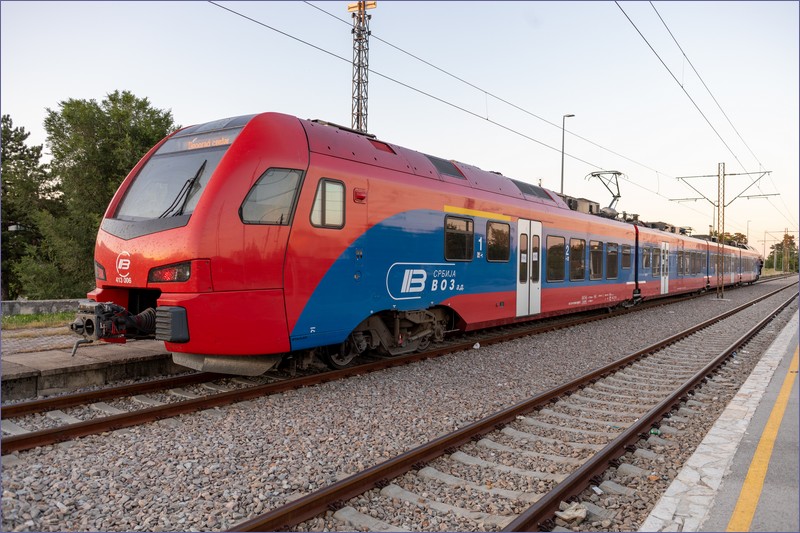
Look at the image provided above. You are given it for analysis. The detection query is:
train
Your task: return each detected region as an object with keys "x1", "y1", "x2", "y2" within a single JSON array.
[{"x1": 69, "y1": 112, "x2": 763, "y2": 375}]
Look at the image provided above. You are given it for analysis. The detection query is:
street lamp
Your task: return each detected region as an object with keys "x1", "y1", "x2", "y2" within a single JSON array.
[{"x1": 560, "y1": 114, "x2": 575, "y2": 195}]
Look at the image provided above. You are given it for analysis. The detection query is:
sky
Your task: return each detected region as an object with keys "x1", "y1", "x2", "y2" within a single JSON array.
[{"x1": 2, "y1": 1, "x2": 798, "y2": 256}]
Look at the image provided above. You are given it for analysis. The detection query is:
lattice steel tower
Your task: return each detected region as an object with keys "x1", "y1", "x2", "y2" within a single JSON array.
[{"x1": 349, "y1": 1, "x2": 376, "y2": 133}]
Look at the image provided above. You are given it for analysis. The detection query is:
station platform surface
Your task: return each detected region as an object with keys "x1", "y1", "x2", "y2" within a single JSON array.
[
  {"x1": 1, "y1": 327, "x2": 176, "y2": 399},
  {"x1": 641, "y1": 310, "x2": 799, "y2": 532}
]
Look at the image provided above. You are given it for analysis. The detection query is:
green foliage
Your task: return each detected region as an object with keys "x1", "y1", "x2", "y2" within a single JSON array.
[
  {"x1": 12, "y1": 90, "x2": 178, "y2": 299},
  {"x1": 1, "y1": 311, "x2": 74, "y2": 330},
  {"x1": 1, "y1": 115, "x2": 59, "y2": 300},
  {"x1": 765, "y1": 234, "x2": 798, "y2": 271}
]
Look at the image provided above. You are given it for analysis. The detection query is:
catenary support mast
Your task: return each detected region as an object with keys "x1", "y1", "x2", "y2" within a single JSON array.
[{"x1": 349, "y1": 1, "x2": 376, "y2": 133}]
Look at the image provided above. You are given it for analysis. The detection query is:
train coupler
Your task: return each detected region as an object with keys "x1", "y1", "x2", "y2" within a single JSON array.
[{"x1": 69, "y1": 301, "x2": 157, "y2": 355}]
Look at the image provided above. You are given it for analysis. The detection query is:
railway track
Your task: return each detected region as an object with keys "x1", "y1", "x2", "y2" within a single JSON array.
[
  {"x1": 224, "y1": 284, "x2": 797, "y2": 532},
  {"x1": 0, "y1": 278, "x2": 792, "y2": 455}
]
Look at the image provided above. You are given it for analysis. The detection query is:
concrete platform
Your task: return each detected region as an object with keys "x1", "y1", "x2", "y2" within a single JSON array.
[
  {"x1": 641, "y1": 310, "x2": 799, "y2": 532},
  {"x1": 1, "y1": 336, "x2": 181, "y2": 400}
]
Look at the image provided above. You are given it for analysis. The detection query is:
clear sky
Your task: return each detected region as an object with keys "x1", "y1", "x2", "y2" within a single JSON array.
[{"x1": 2, "y1": 1, "x2": 798, "y2": 255}]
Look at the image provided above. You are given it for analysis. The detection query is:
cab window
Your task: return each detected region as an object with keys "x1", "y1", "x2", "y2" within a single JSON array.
[
  {"x1": 240, "y1": 168, "x2": 302, "y2": 225},
  {"x1": 311, "y1": 179, "x2": 345, "y2": 228}
]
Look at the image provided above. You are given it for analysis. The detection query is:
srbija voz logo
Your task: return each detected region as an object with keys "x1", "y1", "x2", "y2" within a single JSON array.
[
  {"x1": 115, "y1": 251, "x2": 133, "y2": 284},
  {"x1": 400, "y1": 269, "x2": 427, "y2": 293},
  {"x1": 386, "y1": 262, "x2": 459, "y2": 301}
]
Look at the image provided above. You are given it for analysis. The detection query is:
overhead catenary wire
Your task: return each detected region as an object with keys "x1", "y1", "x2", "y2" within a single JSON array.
[
  {"x1": 206, "y1": 1, "x2": 770, "y2": 229},
  {"x1": 615, "y1": 2, "x2": 750, "y2": 175},
  {"x1": 647, "y1": 1, "x2": 797, "y2": 228},
  {"x1": 302, "y1": 1, "x2": 794, "y2": 234},
  {"x1": 303, "y1": 0, "x2": 672, "y2": 180},
  {"x1": 648, "y1": 2, "x2": 766, "y2": 172},
  {"x1": 207, "y1": 0, "x2": 601, "y2": 169}
]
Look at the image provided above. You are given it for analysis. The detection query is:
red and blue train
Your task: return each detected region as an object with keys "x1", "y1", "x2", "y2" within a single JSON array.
[{"x1": 70, "y1": 112, "x2": 763, "y2": 374}]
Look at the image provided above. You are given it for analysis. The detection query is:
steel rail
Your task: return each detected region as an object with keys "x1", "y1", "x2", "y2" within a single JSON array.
[
  {"x1": 504, "y1": 289, "x2": 798, "y2": 531},
  {"x1": 0, "y1": 283, "x2": 713, "y2": 420},
  {"x1": 2, "y1": 282, "x2": 791, "y2": 455},
  {"x1": 228, "y1": 284, "x2": 795, "y2": 532},
  {"x1": 1, "y1": 275, "x2": 781, "y2": 419},
  {"x1": 1, "y1": 372, "x2": 221, "y2": 419}
]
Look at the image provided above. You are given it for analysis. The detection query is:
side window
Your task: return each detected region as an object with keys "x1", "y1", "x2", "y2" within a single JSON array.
[
  {"x1": 487, "y1": 222, "x2": 510, "y2": 262},
  {"x1": 569, "y1": 238, "x2": 586, "y2": 281},
  {"x1": 445, "y1": 216, "x2": 474, "y2": 261},
  {"x1": 642, "y1": 247, "x2": 651, "y2": 271},
  {"x1": 518, "y1": 233, "x2": 528, "y2": 283},
  {"x1": 652, "y1": 248, "x2": 661, "y2": 276},
  {"x1": 606, "y1": 242, "x2": 618, "y2": 279},
  {"x1": 311, "y1": 179, "x2": 345, "y2": 228},
  {"x1": 241, "y1": 168, "x2": 302, "y2": 225},
  {"x1": 531, "y1": 235, "x2": 540, "y2": 283},
  {"x1": 622, "y1": 245, "x2": 632, "y2": 269},
  {"x1": 546, "y1": 236, "x2": 566, "y2": 282},
  {"x1": 590, "y1": 240, "x2": 603, "y2": 280},
  {"x1": 677, "y1": 251, "x2": 683, "y2": 276}
]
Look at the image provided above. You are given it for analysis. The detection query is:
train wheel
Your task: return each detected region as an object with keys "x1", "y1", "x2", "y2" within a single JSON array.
[
  {"x1": 416, "y1": 334, "x2": 432, "y2": 352},
  {"x1": 322, "y1": 340, "x2": 358, "y2": 369}
]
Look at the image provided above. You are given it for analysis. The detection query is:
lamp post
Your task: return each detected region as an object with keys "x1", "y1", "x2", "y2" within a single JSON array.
[
  {"x1": 560, "y1": 114, "x2": 574, "y2": 195},
  {"x1": 746, "y1": 220, "x2": 751, "y2": 245}
]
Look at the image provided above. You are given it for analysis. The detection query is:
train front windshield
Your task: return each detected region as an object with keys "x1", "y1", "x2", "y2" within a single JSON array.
[{"x1": 114, "y1": 128, "x2": 243, "y2": 221}]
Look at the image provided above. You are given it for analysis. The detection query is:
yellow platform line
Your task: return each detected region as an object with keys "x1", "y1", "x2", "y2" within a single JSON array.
[{"x1": 726, "y1": 346, "x2": 799, "y2": 531}]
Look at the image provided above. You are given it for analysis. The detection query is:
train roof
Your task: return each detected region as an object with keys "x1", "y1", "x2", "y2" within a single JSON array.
[
  {"x1": 183, "y1": 113, "x2": 758, "y2": 256},
  {"x1": 299, "y1": 117, "x2": 572, "y2": 211}
]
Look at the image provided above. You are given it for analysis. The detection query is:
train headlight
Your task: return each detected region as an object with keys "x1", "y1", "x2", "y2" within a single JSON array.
[
  {"x1": 148, "y1": 262, "x2": 191, "y2": 283},
  {"x1": 95, "y1": 261, "x2": 107, "y2": 281}
]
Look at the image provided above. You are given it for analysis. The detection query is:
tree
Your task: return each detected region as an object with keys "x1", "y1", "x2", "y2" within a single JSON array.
[
  {"x1": 731, "y1": 232, "x2": 747, "y2": 244},
  {"x1": 765, "y1": 234, "x2": 797, "y2": 272},
  {"x1": 1, "y1": 115, "x2": 60, "y2": 300},
  {"x1": 13, "y1": 91, "x2": 177, "y2": 298}
]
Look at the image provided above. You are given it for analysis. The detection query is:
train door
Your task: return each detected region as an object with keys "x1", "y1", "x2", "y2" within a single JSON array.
[
  {"x1": 516, "y1": 219, "x2": 542, "y2": 317},
  {"x1": 660, "y1": 242, "x2": 670, "y2": 294}
]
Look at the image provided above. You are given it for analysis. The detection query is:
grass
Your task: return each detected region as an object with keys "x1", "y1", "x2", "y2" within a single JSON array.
[{"x1": 1, "y1": 311, "x2": 75, "y2": 330}]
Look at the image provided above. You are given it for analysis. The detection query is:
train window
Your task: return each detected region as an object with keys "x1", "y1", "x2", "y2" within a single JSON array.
[
  {"x1": 518, "y1": 234, "x2": 528, "y2": 283},
  {"x1": 240, "y1": 168, "x2": 302, "y2": 225},
  {"x1": 311, "y1": 179, "x2": 345, "y2": 228},
  {"x1": 677, "y1": 251, "x2": 683, "y2": 276},
  {"x1": 546, "y1": 236, "x2": 566, "y2": 282},
  {"x1": 531, "y1": 236, "x2": 540, "y2": 282},
  {"x1": 622, "y1": 245, "x2": 632, "y2": 269},
  {"x1": 487, "y1": 222, "x2": 510, "y2": 262},
  {"x1": 590, "y1": 241, "x2": 603, "y2": 280},
  {"x1": 445, "y1": 216, "x2": 474, "y2": 261},
  {"x1": 652, "y1": 248, "x2": 661, "y2": 276},
  {"x1": 570, "y1": 238, "x2": 586, "y2": 281},
  {"x1": 606, "y1": 243, "x2": 618, "y2": 279},
  {"x1": 642, "y1": 247, "x2": 651, "y2": 271},
  {"x1": 115, "y1": 143, "x2": 231, "y2": 221}
]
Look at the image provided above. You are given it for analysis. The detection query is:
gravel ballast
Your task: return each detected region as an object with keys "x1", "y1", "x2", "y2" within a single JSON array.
[{"x1": 1, "y1": 280, "x2": 796, "y2": 532}]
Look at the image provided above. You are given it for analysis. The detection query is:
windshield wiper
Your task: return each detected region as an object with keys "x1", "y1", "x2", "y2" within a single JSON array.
[{"x1": 158, "y1": 160, "x2": 207, "y2": 218}]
